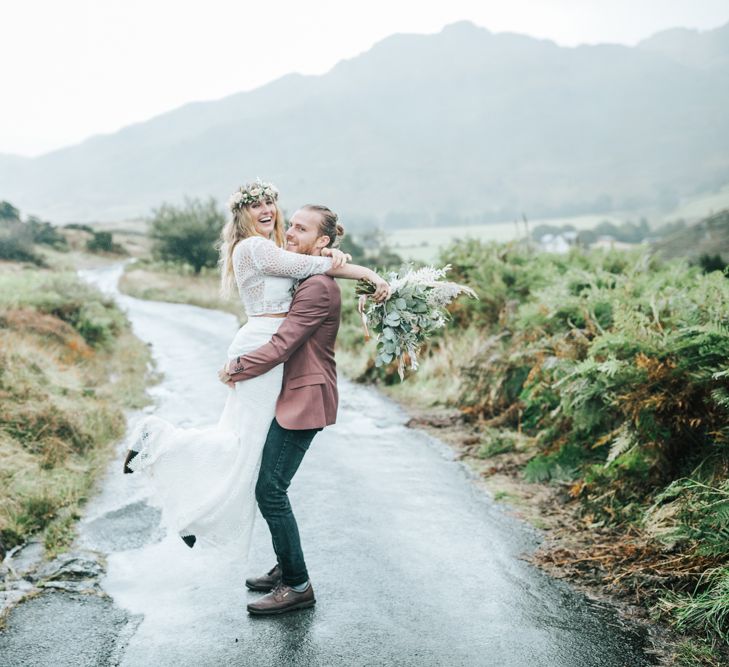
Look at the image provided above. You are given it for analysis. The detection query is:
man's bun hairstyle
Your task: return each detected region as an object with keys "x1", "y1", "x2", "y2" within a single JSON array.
[{"x1": 303, "y1": 204, "x2": 345, "y2": 248}]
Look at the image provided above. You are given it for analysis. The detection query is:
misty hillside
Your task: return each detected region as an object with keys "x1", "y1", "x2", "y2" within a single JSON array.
[
  {"x1": 1, "y1": 20, "x2": 728, "y2": 225},
  {"x1": 638, "y1": 22, "x2": 729, "y2": 69},
  {"x1": 652, "y1": 209, "x2": 729, "y2": 261}
]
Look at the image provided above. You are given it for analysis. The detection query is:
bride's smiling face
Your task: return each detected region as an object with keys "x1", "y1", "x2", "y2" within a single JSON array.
[{"x1": 248, "y1": 198, "x2": 277, "y2": 238}]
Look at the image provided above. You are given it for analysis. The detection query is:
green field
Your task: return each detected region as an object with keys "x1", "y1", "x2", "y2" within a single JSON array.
[{"x1": 385, "y1": 214, "x2": 620, "y2": 262}]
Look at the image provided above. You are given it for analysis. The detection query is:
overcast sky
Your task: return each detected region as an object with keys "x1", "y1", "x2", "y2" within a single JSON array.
[{"x1": 2, "y1": 0, "x2": 728, "y2": 157}]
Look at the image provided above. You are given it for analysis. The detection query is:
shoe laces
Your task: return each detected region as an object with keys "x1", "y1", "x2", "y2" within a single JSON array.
[{"x1": 270, "y1": 580, "x2": 288, "y2": 600}]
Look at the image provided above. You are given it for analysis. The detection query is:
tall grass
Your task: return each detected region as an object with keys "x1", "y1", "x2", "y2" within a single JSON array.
[
  {"x1": 0, "y1": 268, "x2": 152, "y2": 557},
  {"x1": 119, "y1": 259, "x2": 243, "y2": 318}
]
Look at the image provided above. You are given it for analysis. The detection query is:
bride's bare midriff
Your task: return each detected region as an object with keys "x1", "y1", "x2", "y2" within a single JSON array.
[{"x1": 259, "y1": 313, "x2": 287, "y2": 318}]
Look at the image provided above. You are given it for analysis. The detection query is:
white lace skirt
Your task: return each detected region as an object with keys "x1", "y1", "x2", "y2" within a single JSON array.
[{"x1": 128, "y1": 316, "x2": 284, "y2": 556}]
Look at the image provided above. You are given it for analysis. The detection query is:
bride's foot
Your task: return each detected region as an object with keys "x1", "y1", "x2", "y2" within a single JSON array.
[
  {"x1": 181, "y1": 534, "x2": 197, "y2": 548},
  {"x1": 123, "y1": 449, "x2": 139, "y2": 474},
  {"x1": 124, "y1": 421, "x2": 155, "y2": 474}
]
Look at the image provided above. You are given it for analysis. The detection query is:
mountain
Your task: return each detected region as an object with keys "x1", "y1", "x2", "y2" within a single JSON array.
[
  {"x1": 0, "y1": 153, "x2": 31, "y2": 179},
  {"x1": 652, "y1": 209, "x2": 729, "y2": 261},
  {"x1": 2, "y1": 20, "x2": 729, "y2": 225},
  {"x1": 637, "y1": 22, "x2": 729, "y2": 69}
]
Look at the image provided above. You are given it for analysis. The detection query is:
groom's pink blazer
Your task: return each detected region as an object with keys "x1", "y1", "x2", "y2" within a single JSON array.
[{"x1": 227, "y1": 274, "x2": 341, "y2": 430}]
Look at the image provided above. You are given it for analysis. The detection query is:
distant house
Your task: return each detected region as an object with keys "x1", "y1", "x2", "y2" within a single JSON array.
[{"x1": 538, "y1": 232, "x2": 576, "y2": 254}]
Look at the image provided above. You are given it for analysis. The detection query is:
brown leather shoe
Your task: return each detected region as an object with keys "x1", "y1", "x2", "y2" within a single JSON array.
[
  {"x1": 247, "y1": 582, "x2": 315, "y2": 615},
  {"x1": 245, "y1": 564, "x2": 283, "y2": 592}
]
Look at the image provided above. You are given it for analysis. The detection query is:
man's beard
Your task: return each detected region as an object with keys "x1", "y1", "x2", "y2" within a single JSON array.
[{"x1": 287, "y1": 241, "x2": 316, "y2": 256}]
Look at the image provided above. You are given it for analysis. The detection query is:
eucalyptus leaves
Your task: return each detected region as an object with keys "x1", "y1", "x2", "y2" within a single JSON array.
[{"x1": 355, "y1": 265, "x2": 477, "y2": 380}]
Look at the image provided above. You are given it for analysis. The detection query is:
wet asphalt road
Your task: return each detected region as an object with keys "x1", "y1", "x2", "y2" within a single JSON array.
[{"x1": 0, "y1": 264, "x2": 653, "y2": 666}]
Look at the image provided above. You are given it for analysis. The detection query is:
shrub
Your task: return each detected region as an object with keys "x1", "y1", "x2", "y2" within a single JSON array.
[
  {"x1": 149, "y1": 197, "x2": 224, "y2": 273},
  {"x1": 442, "y1": 241, "x2": 729, "y2": 512},
  {"x1": 63, "y1": 223, "x2": 94, "y2": 233},
  {"x1": 697, "y1": 253, "x2": 727, "y2": 275},
  {"x1": 26, "y1": 216, "x2": 67, "y2": 249},
  {"x1": 0, "y1": 272, "x2": 126, "y2": 346},
  {"x1": 87, "y1": 230, "x2": 124, "y2": 254},
  {"x1": 0, "y1": 219, "x2": 44, "y2": 264},
  {"x1": 0, "y1": 200, "x2": 20, "y2": 221}
]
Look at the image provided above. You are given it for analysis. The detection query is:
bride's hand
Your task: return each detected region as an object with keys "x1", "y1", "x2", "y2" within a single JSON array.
[{"x1": 321, "y1": 247, "x2": 352, "y2": 269}]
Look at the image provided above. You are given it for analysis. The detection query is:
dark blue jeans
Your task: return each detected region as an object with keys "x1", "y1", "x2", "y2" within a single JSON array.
[{"x1": 255, "y1": 418, "x2": 320, "y2": 587}]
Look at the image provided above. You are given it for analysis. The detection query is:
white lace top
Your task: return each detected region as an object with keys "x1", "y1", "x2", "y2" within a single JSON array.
[{"x1": 233, "y1": 236, "x2": 333, "y2": 316}]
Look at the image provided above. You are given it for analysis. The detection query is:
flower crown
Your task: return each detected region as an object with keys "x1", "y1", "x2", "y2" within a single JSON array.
[{"x1": 227, "y1": 178, "x2": 279, "y2": 212}]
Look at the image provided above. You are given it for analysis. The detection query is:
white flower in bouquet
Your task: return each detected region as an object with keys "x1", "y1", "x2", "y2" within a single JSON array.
[{"x1": 355, "y1": 264, "x2": 477, "y2": 380}]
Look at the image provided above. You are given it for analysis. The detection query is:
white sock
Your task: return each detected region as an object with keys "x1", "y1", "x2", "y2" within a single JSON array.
[{"x1": 290, "y1": 580, "x2": 310, "y2": 593}]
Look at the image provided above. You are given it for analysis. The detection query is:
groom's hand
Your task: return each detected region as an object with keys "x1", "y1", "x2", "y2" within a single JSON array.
[{"x1": 218, "y1": 365, "x2": 235, "y2": 388}]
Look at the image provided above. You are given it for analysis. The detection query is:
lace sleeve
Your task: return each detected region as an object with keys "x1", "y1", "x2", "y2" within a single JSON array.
[{"x1": 244, "y1": 237, "x2": 333, "y2": 279}]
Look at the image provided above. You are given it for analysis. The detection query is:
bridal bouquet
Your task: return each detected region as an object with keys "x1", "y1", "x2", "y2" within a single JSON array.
[{"x1": 355, "y1": 265, "x2": 477, "y2": 380}]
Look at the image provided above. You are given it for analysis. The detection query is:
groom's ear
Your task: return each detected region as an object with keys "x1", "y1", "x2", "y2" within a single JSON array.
[{"x1": 315, "y1": 235, "x2": 331, "y2": 250}]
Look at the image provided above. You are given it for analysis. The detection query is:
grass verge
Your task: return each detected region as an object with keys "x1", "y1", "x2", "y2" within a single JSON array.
[
  {"x1": 0, "y1": 263, "x2": 153, "y2": 558},
  {"x1": 118, "y1": 260, "x2": 243, "y2": 319}
]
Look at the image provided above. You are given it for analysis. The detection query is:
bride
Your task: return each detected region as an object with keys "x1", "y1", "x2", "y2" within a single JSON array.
[{"x1": 124, "y1": 179, "x2": 388, "y2": 558}]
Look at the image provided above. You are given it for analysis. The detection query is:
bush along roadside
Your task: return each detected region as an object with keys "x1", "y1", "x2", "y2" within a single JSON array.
[
  {"x1": 338, "y1": 240, "x2": 729, "y2": 663},
  {"x1": 0, "y1": 268, "x2": 153, "y2": 559}
]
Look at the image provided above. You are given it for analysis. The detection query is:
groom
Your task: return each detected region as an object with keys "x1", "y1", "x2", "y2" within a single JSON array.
[{"x1": 219, "y1": 205, "x2": 345, "y2": 616}]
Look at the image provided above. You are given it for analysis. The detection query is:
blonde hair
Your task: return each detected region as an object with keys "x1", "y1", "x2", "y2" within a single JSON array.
[{"x1": 219, "y1": 203, "x2": 286, "y2": 297}]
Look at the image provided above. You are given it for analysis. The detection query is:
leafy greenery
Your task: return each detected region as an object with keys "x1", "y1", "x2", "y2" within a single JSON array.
[
  {"x1": 448, "y1": 240, "x2": 729, "y2": 647},
  {"x1": 0, "y1": 201, "x2": 70, "y2": 264},
  {"x1": 0, "y1": 201, "x2": 21, "y2": 221},
  {"x1": 441, "y1": 241, "x2": 729, "y2": 480},
  {"x1": 698, "y1": 253, "x2": 728, "y2": 275},
  {"x1": 26, "y1": 216, "x2": 67, "y2": 249},
  {"x1": 0, "y1": 272, "x2": 126, "y2": 347},
  {"x1": 0, "y1": 219, "x2": 44, "y2": 264},
  {"x1": 63, "y1": 223, "x2": 95, "y2": 233},
  {"x1": 355, "y1": 266, "x2": 475, "y2": 379},
  {"x1": 149, "y1": 197, "x2": 224, "y2": 274},
  {"x1": 86, "y1": 230, "x2": 124, "y2": 254},
  {"x1": 476, "y1": 428, "x2": 518, "y2": 458}
]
